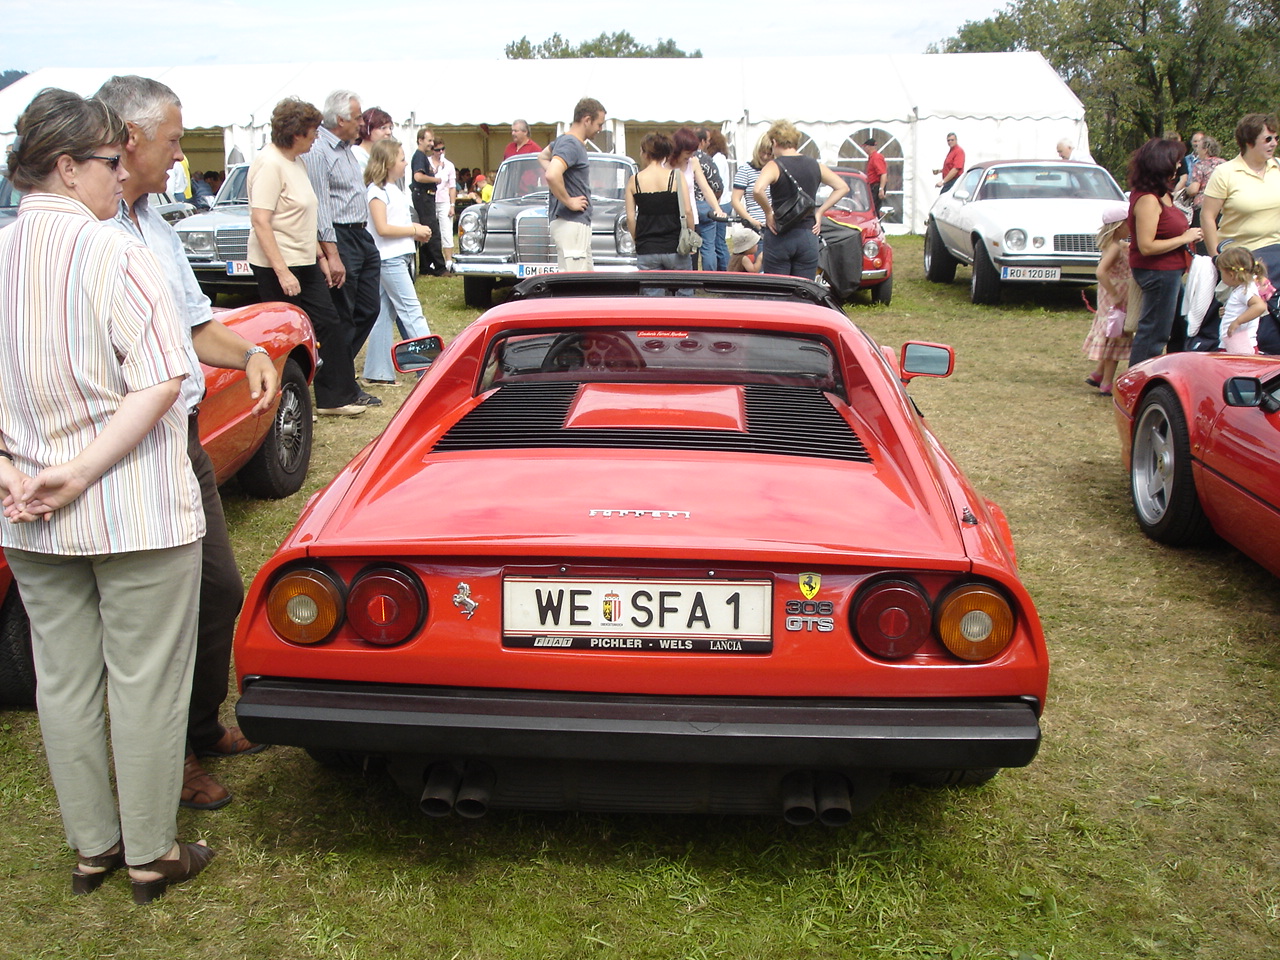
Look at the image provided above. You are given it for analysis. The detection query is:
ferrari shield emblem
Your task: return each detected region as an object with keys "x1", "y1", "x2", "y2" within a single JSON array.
[{"x1": 799, "y1": 573, "x2": 821, "y2": 600}]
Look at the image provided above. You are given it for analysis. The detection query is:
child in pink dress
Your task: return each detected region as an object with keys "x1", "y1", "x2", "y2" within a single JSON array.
[{"x1": 1083, "y1": 203, "x2": 1133, "y2": 397}]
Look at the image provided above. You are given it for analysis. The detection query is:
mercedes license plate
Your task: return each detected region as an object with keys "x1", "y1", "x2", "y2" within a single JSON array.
[
  {"x1": 517, "y1": 263, "x2": 559, "y2": 278},
  {"x1": 1001, "y1": 265, "x2": 1060, "y2": 281},
  {"x1": 503, "y1": 577, "x2": 772, "y2": 653},
  {"x1": 226, "y1": 260, "x2": 254, "y2": 276}
]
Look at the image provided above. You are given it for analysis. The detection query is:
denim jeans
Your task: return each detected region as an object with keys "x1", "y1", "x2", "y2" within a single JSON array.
[
  {"x1": 1129, "y1": 267, "x2": 1184, "y2": 366},
  {"x1": 762, "y1": 224, "x2": 820, "y2": 280},
  {"x1": 637, "y1": 252, "x2": 694, "y2": 295},
  {"x1": 695, "y1": 201, "x2": 727, "y2": 270},
  {"x1": 363, "y1": 253, "x2": 431, "y2": 381}
]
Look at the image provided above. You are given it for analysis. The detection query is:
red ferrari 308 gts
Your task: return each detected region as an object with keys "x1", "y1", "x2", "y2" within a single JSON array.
[{"x1": 234, "y1": 272, "x2": 1048, "y2": 822}]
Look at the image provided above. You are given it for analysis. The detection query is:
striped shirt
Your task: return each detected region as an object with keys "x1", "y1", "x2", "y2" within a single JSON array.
[
  {"x1": 0, "y1": 193, "x2": 204, "y2": 555},
  {"x1": 303, "y1": 124, "x2": 367, "y2": 242}
]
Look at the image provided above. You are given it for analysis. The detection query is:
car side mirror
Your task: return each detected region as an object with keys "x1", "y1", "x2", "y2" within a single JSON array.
[
  {"x1": 1223, "y1": 376, "x2": 1263, "y2": 407},
  {"x1": 951, "y1": 190, "x2": 970, "y2": 202},
  {"x1": 901, "y1": 342, "x2": 954, "y2": 382},
  {"x1": 394, "y1": 335, "x2": 444, "y2": 373},
  {"x1": 878, "y1": 205, "x2": 895, "y2": 220}
]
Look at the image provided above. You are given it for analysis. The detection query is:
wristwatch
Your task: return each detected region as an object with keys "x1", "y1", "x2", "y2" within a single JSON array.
[{"x1": 244, "y1": 345, "x2": 269, "y2": 366}]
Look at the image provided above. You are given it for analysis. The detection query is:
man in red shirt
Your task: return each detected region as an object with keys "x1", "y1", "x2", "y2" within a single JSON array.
[
  {"x1": 503, "y1": 119, "x2": 541, "y2": 160},
  {"x1": 934, "y1": 132, "x2": 965, "y2": 192},
  {"x1": 863, "y1": 137, "x2": 887, "y2": 215}
]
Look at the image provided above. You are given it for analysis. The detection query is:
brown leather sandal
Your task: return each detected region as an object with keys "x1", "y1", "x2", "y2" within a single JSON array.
[
  {"x1": 72, "y1": 844, "x2": 125, "y2": 895},
  {"x1": 130, "y1": 842, "x2": 217, "y2": 904}
]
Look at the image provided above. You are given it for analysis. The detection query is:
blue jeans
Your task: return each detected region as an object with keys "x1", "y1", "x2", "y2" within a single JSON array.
[
  {"x1": 1129, "y1": 267, "x2": 1184, "y2": 366},
  {"x1": 637, "y1": 252, "x2": 694, "y2": 295},
  {"x1": 363, "y1": 253, "x2": 431, "y2": 381},
  {"x1": 762, "y1": 225, "x2": 820, "y2": 280},
  {"x1": 695, "y1": 201, "x2": 728, "y2": 270}
]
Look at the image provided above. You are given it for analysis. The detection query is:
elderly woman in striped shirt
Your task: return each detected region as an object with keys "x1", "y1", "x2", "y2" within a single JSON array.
[{"x1": 0, "y1": 88, "x2": 213, "y2": 903}]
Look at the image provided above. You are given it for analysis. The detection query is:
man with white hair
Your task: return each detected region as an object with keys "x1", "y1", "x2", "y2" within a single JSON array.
[
  {"x1": 94, "y1": 74, "x2": 281, "y2": 811},
  {"x1": 303, "y1": 89, "x2": 382, "y2": 405}
]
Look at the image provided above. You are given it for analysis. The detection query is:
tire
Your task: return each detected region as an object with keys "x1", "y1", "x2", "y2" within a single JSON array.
[
  {"x1": 969, "y1": 240, "x2": 1001, "y2": 304},
  {"x1": 0, "y1": 586, "x2": 36, "y2": 707},
  {"x1": 924, "y1": 221, "x2": 957, "y2": 283},
  {"x1": 870, "y1": 276, "x2": 893, "y2": 305},
  {"x1": 1130, "y1": 384, "x2": 1213, "y2": 545},
  {"x1": 463, "y1": 275, "x2": 494, "y2": 309},
  {"x1": 236, "y1": 358, "x2": 313, "y2": 500},
  {"x1": 904, "y1": 769, "x2": 1000, "y2": 788}
]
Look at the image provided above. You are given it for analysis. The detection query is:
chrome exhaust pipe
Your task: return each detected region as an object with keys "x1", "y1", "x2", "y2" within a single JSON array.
[
  {"x1": 815, "y1": 773, "x2": 853, "y2": 827},
  {"x1": 419, "y1": 762, "x2": 461, "y2": 817},
  {"x1": 454, "y1": 762, "x2": 496, "y2": 819},
  {"x1": 781, "y1": 771, "x2": 817, "y2": 825}
]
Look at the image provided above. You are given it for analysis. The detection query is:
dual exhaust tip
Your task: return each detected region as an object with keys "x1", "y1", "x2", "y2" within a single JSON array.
[
  {"x1": 420, "y1": 761, "x2": 495, "y2": 819},
  {"x1": 781, "y1": 771, "x2": 854, "y2": 827}
]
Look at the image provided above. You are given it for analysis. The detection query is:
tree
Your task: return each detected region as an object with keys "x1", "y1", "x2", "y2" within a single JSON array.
[
  {"x1": 505, "y1": 31, "x2": 701, "y2": 59},
  {"x1": 0, "y1": 70, "x2": 26, "y2": 92},
  {"x1": 933, "y1": 0, "x2": 1280, "y2": 172}
]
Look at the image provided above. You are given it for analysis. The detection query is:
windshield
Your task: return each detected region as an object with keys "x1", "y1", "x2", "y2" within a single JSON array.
[
  {"x1": 0, "y1": 175, "x2": 20, "y2": 212},
  {"x1": 975, "y1": 165, "x2": 1124, "y2": 202},
  {"x1": 215, "y1": 165, "x2": 249, "y2": 205},
  {"x1": 822, "y1": 175, "x2": 872, "y2": 214},
  {"x1": 493, "y1": 155, "x2": 634, "y2": 202},
  {"x1": 481, "y1": 327, "x2": 842, "y2": 395}
]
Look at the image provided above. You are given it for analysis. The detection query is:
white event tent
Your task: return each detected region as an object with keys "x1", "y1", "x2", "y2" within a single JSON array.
[{"x1": 0, "y1": 53, "x2": 1089, "y2": 234}]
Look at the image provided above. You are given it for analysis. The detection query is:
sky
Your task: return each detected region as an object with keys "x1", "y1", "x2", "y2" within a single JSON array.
[{"x1": 3, "y1": 0, "x2": 1010, "y2": 71}]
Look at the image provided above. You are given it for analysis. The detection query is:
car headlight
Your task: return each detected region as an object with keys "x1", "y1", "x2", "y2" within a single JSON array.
[
  {"x1": 616, "y1": 218, "x2": 635, "y2": 257},
  {"x1": 179, "y1": 229, "x2": 216, "y2": 258},
  {"x1": 862, "y1": 239, "x2": 880, "y2": 260},
  {"x1": 1003, "y1": 229, "x2": 1027, "y2": 252},
  {"x1": 458, "y1": 207, "x2": 485, "y2": 254}
]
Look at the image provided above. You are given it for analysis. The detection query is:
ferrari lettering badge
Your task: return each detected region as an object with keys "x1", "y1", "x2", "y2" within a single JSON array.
[
  {"x1": 453, "y1": 582, "x2": 479, "y2": 619},
  {"x1": 799, "y1": 573, "x2": 821, "y2": 600}
]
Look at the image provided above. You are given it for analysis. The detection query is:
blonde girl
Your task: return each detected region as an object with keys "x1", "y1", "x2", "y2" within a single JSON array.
[
  {"x1": 1083, "y1": 203, "x2": 1134, "y2": 396},
  {"x1": 1217, "y1": 246, "x2": 1268, "y2": 354}
]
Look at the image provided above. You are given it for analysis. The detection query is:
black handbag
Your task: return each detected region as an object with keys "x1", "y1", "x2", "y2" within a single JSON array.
[{"x1": 772, "y1": 159, "x2": 816, "y2": 233}]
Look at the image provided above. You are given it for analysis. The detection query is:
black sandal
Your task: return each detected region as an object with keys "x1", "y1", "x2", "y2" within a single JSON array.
[
  {"x1": 130, "y1": 842, "x2": 216, "y2": 904},
  {"x1": 72, "y1": 844, "x2": 125, "y2": 895}
]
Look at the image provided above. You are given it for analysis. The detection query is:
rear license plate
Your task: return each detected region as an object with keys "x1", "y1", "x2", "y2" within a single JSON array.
[
  {"x1": 226, "y1": 260, "x2": 253, "y2": 276},
  {"x1": 517, "y1": 263, "x2": 558, "y2": 278},
  {"x1": 1001, "y1": 265, "x2": 1060, "y2": 281},
  {"x1": 503, "y1": 577, "x2": 772, "y2": 653}
]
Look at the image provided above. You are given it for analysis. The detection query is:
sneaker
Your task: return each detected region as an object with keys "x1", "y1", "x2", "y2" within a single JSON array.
[
  {"x1": 316, "y1": 404, "x2": 367, "y2": 417},
  {"x1": 355, "y1": 391, "x2": 383, "y2": 407}
]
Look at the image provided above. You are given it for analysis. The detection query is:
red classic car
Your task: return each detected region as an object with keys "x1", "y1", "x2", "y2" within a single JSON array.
[
  {"x1": 0, "y1": 300, "x2": 318, "y2": 705},
  {"x1": 818, "y1": 168, "x2": 894, "y2": 305},
  {"x1": 1115, "y1": 352, "x2": 1280, "y2": 576},
  {"x1": 234, "y1": 272, "x2": 1047, "y2": 822}
]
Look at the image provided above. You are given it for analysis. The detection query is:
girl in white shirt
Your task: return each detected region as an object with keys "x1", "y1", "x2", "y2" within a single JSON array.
[{"x1": 1217, "y1": 246, "x2": 1268, "y2": 354}]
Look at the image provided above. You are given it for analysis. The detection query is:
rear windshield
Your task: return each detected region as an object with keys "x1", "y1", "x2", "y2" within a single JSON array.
[
  {"x1": 481, "y1": 327, "x2": 843, "y2": 395},
  {"x1": 976, "y1": 165, "x2": 1123, "y2": 202}
]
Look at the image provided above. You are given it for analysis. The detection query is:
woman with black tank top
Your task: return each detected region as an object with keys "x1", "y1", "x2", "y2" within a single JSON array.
[
  {"x1": 752, "y1": 119, "x2": 849, "y2": 280},
  {"x1": 626, "y1": 133, "x2": 697, "y2": 294}
]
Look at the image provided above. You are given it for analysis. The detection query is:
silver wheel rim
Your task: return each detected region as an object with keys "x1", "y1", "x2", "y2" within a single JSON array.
[
  {"x1": 1132, "y1": 403, "x2": 1174, "y2": 525},
  {"x1": 275, "y1": 383, "x2": 307, "y2": 473}
]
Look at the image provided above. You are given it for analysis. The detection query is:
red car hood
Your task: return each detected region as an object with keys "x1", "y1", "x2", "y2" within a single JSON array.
[{"x1": 306, "y1": 449, "x2": 968, "y2": 567}]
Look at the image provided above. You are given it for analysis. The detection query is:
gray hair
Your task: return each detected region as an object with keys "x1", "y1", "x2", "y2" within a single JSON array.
[
  {"x1": 512, "y1": 119, "x2": 529, "y2": 134},
  {"x1": 93, "y1": 75, "x2": 181, "y2": 139},
  {"x1": 322, "y1": 90, "x2": 360, "y2": 128},
  {"x1": 1057, "y1": 138, "x2": 1074, "y2": 151}
]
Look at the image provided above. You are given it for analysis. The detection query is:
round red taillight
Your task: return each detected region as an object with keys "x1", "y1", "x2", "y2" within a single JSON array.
[
  {"x1": 346, "y1": 568, "x2": 425, "y2": 646},
  {"x1": 852, "y1": 579, "x2": 931, "y2": 659},
  {"x1": 266, "y1": 568, "x2": 344, "y2": 644}
]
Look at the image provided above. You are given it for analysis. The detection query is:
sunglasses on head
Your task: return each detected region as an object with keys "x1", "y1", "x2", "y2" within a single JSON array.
[{"x1": 86, "y1": 154, "x2": 122, "y2": 171}]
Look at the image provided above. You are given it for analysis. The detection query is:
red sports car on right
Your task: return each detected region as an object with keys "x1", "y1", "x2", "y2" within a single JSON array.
[{"x1": 1115, "y1": 352, "x2": 1280, "y2": 576}]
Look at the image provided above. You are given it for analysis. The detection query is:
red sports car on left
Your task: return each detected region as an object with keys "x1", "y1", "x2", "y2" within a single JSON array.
[{"x1": 0, "y1": 301, "x2": 317, "y2": 705}]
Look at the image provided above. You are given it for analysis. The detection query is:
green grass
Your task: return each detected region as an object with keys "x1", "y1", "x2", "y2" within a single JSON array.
[{"x1": 1, "y1": 246, "x2": 1278, "y2": 959}]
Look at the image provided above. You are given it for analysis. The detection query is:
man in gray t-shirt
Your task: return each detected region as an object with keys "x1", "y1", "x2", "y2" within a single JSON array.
[{"x1": 541, "y1": 97, "x2": 606, "y2": 271}]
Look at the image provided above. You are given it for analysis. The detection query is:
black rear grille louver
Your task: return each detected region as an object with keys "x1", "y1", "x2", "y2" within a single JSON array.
[{"x1": 433, "y1": 382, "x2": 871, "y2": 462}]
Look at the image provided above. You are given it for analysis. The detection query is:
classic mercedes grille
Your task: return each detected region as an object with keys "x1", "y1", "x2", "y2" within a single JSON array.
[
  {"x1": 514, "y1": 215, "x2": 555, "y2": 262},
  {"x1": 434, "y1": 381, "x2": 872, "y2": 462},
  {"x1": 214, "y1": 225, "x2": 250, "y2": 261},
  {"x1": 1053, "y1": 233, "x2": 1097, "y2": 254}
]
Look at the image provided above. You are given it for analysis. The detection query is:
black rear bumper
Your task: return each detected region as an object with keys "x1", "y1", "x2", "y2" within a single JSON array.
[{"x1": 237, "y1": 678, "x2": 1041, "y2": 771}]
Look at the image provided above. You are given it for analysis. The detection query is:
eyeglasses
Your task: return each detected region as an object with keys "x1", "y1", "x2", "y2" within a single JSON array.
[
  {"x1": 86, "y1": 154, "x2": 122, "y2": 171},
  {"x1": 1264, "y1": 135, "x2": 1278, "y2": 144}
]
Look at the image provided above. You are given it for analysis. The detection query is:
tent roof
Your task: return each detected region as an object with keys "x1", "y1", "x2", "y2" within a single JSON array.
[{"x1": 0, "y1": 52, "x2": 1082, "y2": 133}]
